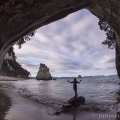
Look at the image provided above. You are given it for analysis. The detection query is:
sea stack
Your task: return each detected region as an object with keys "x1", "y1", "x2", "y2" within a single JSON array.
[
  {"x1": 78, "y1": 75, "x2": 81, "y2": 78},
  {"x1": 36, "y1": 63, "x2": 52, "y2": 80}
]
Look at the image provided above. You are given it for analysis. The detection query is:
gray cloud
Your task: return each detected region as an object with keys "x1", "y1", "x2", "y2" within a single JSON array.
[
  {"x1": 13, "y1": 9, "x2": 116, "y2": 77},
  {"x1": 106, "y1": 58, "x2": 115, "y2": 63}
]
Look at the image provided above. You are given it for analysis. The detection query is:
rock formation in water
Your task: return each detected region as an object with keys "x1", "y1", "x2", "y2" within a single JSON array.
[
  {"x1": 55, "y1": 96, "x2": 85, "y2": 114},
  {"x1": 0, "y1": 1, "x2": 120, "y2": 78},
  {"x1": 68, "y1": 96, "x2": 85, "y2": 106},
  {"x1": 78, "y1": 75, "x2": 81, "y2": 78},
  {"x1": 36, "y1": 63, "x2": 52, "y2": 80}
]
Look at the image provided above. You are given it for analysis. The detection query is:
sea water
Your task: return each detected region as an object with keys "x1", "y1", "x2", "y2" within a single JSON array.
[{"x1": 2, "y1": 75, "x2": 120, "y2": 113}]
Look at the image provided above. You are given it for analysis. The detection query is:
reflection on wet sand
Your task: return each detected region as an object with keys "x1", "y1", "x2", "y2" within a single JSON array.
[
  {"x1": 0, "y1": 89, "x2": 11, "y2": 120},
  {"x1": 72, "y1": 110, "x2": 77, "y2": 120},
  {"x1": 68, "y1": 110, "x2": 78, "y2": 120}
]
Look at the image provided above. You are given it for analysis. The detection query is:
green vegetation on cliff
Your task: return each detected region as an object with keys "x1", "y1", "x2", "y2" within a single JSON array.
[{"x1": 1, "y1": 47, "x2": 30, "y2": 78}]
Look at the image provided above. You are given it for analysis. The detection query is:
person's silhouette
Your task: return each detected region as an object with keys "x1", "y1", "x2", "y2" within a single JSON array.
[{"x1": 68, "y1": 78, "x2": 82, "y2": 98}]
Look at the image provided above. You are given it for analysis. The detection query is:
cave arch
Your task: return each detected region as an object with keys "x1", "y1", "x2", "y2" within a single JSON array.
[
  {"x1": 0, "y1": 0, "x2": 120, "y2": 77},
  {"x1": 14, "y1": 9, "x2": 116, "y2": 77}
]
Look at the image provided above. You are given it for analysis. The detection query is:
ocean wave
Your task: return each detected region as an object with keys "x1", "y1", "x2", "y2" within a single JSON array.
[
  {"x1": 18, "y1": 87, "x2": 63, "y2": 114},
  {"x1": 17, "y1": 87, "x2": 111, "y2": 114},
  {"x1": 1, "y1": 81, "x2": 119, "y2": 114}
]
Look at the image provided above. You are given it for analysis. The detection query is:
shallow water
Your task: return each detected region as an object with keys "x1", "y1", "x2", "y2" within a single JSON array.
[{"x1": 1, "y1": 75, "x2": 120, "y2": 113}]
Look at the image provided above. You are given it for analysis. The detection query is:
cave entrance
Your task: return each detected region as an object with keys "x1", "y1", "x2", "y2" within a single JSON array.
[{"x1": 13, "y1": 9, "x2": 116, "y2": 77}]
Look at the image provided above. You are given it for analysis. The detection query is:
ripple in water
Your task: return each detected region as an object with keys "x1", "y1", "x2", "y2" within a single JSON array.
[{"x1": 1, "y1": 75, "x2": 120, "y2": 114}]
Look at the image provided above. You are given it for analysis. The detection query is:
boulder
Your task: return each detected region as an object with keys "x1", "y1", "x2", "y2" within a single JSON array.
[
  {"x1": 62, "y1": 104, "x2": 74, "y2": 112},
  {"x1": 68, "y1": 96, "x2": 85, "y2": 106},
  {"x1": 59, "y1": 96, "x2": 85, "y2": 113},
  {"x1": 36, "y1": 63, "x2": 52, "y2": 80}
]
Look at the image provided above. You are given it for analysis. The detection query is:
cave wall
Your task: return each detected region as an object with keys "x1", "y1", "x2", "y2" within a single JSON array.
[{"x1": 0, "y1": 0, "x2": 120, "y2": 77}]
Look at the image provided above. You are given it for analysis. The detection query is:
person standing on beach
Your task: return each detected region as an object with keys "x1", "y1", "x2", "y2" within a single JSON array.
[{"x1": 68, "y1": 78, "x2": 82, "y2": 98}]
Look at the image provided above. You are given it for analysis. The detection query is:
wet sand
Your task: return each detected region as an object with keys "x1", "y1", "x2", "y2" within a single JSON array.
[
  {"x1": 0, "y1": 89, "x2": 11, "y2": 120},
  {"x1": 2, "y1": 88, "x2": 118, "y2": 120},
  {"x1": 0, "y1": 76, "x2": 26, "y2": 81}
]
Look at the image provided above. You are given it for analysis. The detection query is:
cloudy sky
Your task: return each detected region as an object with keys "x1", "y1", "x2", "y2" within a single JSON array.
[{"x1": 14, "y1": 9, "x2": 116, "y2": 77}]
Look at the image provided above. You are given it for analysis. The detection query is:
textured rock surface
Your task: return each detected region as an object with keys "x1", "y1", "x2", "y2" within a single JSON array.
[
  {"x1": 0, "y1": 0, "x2": 120, "y2": 77},
  {"x1": 36, "y1": 63, "x2": 52, "y2": 80},
  {"x1": 68, "y1": 96, "x2": 85, "y2": 106},
  {"x1": 78, "y1": 75, "x2": 81, "y2": 78},
  {"x1": 59, "y1": 96, "x2": 85, "y2": 113}
]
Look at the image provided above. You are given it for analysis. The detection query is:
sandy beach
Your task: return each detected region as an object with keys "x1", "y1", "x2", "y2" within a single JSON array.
[
  {"x1": 0, "y1": 75, "x2": 26, "y2": 81},
  {"x1": 0, "y1": 88, "x2": 117, "y2": 120}
]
